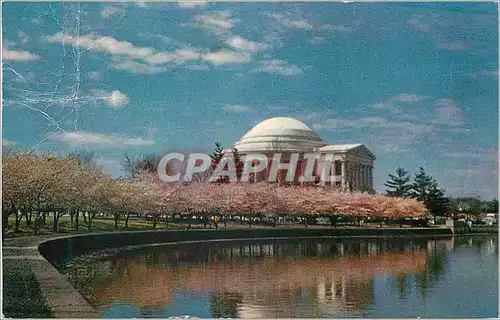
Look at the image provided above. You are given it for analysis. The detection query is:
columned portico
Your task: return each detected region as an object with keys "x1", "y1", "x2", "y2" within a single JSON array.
[{"x1": 231, "y1": 117, "x2": 376, "y2": 192}]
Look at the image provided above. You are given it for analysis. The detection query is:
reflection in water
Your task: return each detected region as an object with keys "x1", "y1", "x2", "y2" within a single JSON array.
[{"x1": 64, "y1": 235, "x2": 498, "y2": 318}]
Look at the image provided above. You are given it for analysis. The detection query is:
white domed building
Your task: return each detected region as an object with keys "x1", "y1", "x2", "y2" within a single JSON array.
[{"x1": 229, "y1": 117, "x2": 376, "y2": 192}]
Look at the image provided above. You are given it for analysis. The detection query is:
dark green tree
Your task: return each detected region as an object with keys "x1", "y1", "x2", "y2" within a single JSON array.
[
  {"x1": 411, "y1": 167, "x2": 449, "y2": 216},
  {"x1": 411, "y1": 167, "x2": 433, "y2": 202},
  {"x1": 210, "y1": 141, "x2": 227, "y2": 183},
  {"x1": 210, "y1": 141, "x2": 225, "y2": 169},
  {"x1": 384, "y1": 167, "x2": 412, "y2": 197},
  {"x1": 426, "y1": 181, "x2": 450, "y2": 216},
  {"x1": 232, "y1": 147, "x2": 244, "y2": 182},
  {"x1": 487, "y1": 198, "x2": 499, "y2": 213}
]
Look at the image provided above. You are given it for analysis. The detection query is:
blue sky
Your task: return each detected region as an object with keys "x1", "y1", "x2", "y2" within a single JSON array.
[{"x1": 3, "y1": 2, "x2": 498, "y2": 199}]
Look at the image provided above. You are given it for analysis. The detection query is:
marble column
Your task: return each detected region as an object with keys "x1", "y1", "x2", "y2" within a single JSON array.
[
  {"x1": 352, "y1": 163, "x2": 359, "y2": 190},
  {"x1": 360, "y1": 164, "x2": 364, "y2": 188},
  {"x1": 361, "y1": 165, "x2": 364, "y2": 188},
  {"x1": 361, "y1": 164, "x2": 366, "y2": 188},
  {"x1": 320, "y1": 154, "x2": 328, "y2": 186},
  {"x1": 300, "y1": 156, "x2": 305, "y2": 186},
  {"x1": 351, "y1": 163, "x2": 355, "y2": 190},
  {"x1": 364, "y1": 165, "x2": 367, "y2": 187},
  {"x1": 341, "y1": 160, "x2": 346, "y2": 191},
  {"x1": 366, "y1": 165, "x2": 372, "y2": 188},
  {"x1": 352, "y1": 163, "x2": 356, "y2": 190},
  {"x1": 356, "y1": 163, "x2": 360, "y2": 190},
  {"x1": 369, "y1": 165, "x2": 373, "y2": 188},
  {"x1": 331, "y1": 160, "x2": 336, "y2": 186}
]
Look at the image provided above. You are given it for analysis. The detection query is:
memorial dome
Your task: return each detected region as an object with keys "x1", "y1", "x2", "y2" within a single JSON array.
[{"x1": 234, "y1": 117, "x2": 327, "y2": 153}]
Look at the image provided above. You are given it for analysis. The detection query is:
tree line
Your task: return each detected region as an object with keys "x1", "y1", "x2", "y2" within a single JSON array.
[
  {"x1": 2, "y1": 146, "x2": 428, "y2": 238},
  {"x1": 384, "y1": 167, "x2": 497, "y2": 217}
]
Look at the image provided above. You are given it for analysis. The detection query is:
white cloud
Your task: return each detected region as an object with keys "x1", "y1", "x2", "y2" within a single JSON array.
[
  {"x1": 3, "y1": 49, "x2": 39, "y2": 61},
  {"x1": 111, "y1": 58, "x2": 168, "y2": 74},
  {"x1": 269, "y1": 13, "x2": 349, "y2": 32},
  {"x1": 136, "y1": 2, "x2": 149, "y2": 8},
  {"x1": 270, "y1": 13, "x2": 314, "y2": 30},
  {"x1": 284, "y1": 19, "x2": 314, "y2": 30},
  {"x1": 90, "y1": 89, "x2": 129, "y2": 108},
  {"x1": 223, "y1": 104, "x2": 251, "y2": 112},
  {"x1": 101, "y1": 6, "x2": 125, "y2": 19},
  {"x1": 313, "y1": 116, "x2": 432, "y2": 133},
  {"x1": 178, "y1": 0, "x2": 207, "y2": 9},
  {"x1": 438, "y1": 41, "x2": 468, "y2": 51},
  {"x1": 143, "y1": 47, "x2": 200, "y2": 65},
  {"x1": 407, "y1": 13, "x2": 488, "y2": 52},
  {"x1": 368, "y1": 96, "x2": 466, "y2": 130},
  {"x1": 225, "y1": 36, "x2": 269, "y2": 53},
  {"x1": 195, "y1": 11, "x2": 234, "y2": 30},
  {"x1": 46, "y1": 33, "x2": 155, "y2": 59},
  {"x1": 328, "y1": 25, "x2": 355, "y2": 33},
  {"x1": 369, "y1": 93, "x2": 425, "y2": 111},
  {"x1": 471, "y1": 70, "x2": 498, "y2": 77},
  {"x1": 254, "y1": 59, "x2": 302, "y2": 76},
  {"x1": 49, "y1": 131, "x2": 154, "y2": 148},
  {"x1": 434, "y1": 98, "x2": 466, "y2": 127},
  {"x1": 46, "y1": 33, "x2": 252, "y2": 73},
  {"x1": 202, "y1": 50, "x2": 250, "y2": 65},
  {"x1": 391, "y1": 93, "x2": 424, "y2": 103}
]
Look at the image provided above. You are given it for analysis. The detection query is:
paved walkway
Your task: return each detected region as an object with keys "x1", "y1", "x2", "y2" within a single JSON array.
[{"x1": 3, "y1": 235, "x2": 99, "y2": 318}]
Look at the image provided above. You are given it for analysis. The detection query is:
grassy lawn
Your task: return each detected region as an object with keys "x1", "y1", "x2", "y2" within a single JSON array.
[
  {"x1": 5, "y1": 215, "x2": 185, "y2": 237},
  {"x1": 5, "y1": 215, "x2": 435, "y2": 238},
  {"x1": 2, "y1": 260, "x2": 53, "y2": 318}
]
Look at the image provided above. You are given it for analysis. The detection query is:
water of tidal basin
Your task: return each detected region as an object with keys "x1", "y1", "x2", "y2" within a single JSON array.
[{"x1": 67, "y1": 235, "x2": 498, "y2": 318}]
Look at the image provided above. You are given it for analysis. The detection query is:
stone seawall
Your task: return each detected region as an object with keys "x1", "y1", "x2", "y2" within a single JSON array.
[{"x1": 38, "y1": 227, "x2": 455, "y2": 264}]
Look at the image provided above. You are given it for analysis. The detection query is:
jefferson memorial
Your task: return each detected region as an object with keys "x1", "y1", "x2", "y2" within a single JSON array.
[{"x1": 230, "y1": 117, "x2": 376, "y2": 192}]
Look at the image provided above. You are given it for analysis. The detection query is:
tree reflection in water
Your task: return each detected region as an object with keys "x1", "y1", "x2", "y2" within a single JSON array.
[{"x1": 62, "y1": 236, "x2": 495, "y2": 318}]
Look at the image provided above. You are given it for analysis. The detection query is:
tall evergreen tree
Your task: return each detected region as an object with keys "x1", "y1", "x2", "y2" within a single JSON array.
[
  {"x1": 210, "y1": 141, "x2": 225, "y2": 169},
  {"x1": 384, "y1": 167, "x2": 412, "y2": 197},
  {"x1": 426, "y1": 181, "x2": 450, "y2": 216},
  {"x1": 210, "y1": 141, "x2": 227, "y2": 183},
  {"x1": 232, "y1": 147, "x2": 244, "y2": 182},
  {"x1": 411, "y1": 167, "x2": 433, "y2": 202},
  {"x1": 411, "y1": 167, "x2": 449, "y2": 216}
]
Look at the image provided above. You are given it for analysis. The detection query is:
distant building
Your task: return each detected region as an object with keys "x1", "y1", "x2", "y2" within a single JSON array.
[{"x1": 228, "y1": 117, "x2": 376, "y2": 192}]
